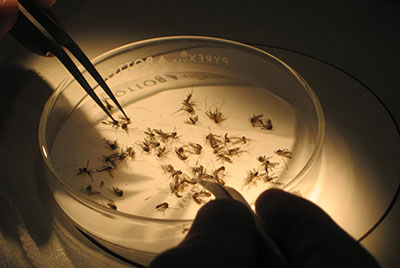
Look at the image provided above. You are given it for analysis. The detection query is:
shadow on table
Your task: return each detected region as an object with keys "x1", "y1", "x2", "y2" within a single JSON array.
[{"x1": 0, "y1": 65, "x2": 55, "y2": 252}]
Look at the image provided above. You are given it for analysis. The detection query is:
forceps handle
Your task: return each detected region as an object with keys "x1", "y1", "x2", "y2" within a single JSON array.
[{"x1": 9, "y1": 0, "x2": 129, "y2": 121}]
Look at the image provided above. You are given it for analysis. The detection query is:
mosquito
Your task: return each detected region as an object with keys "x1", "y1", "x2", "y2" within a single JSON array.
[
  {"x1": 139, "y1": 140, "x2": 151, "y2": 152},
  {"x1": 185, "y1": 114, "x2": 199, "y2": 125},
  {"x1": 170, "y1": 180, "x2": 185, "y2": 198},
  {"x1": 102, "y1": 97, "x2": 114, "y2": 111},
  {"x1": 250, "y1": 114, "x2": 264, "y2": 127},
  {"x1": 216, "y1": 153, "x2": 232, "y2": 164},
  {"x1": 104, "y1": 152, "x2": 122, "y2": 167},
  {"x1": 202, "y1": 172, "x2": 216, "y2": 181},
  {"x1": 171, "y1": 169, "x2": 183, "y2": 178},
  {"x1": 103, "y1": 138, "x2": 119, "y2": 150},
  {"x1": 205, "y1": 106, "x2": 226, "y2": 124},
  {"x1": 102, "y1": 119, "x2": 120, "y2": 128},
  {"x1": 179, "y1": 91, "x2": 196, "y2": 114},
  {"x1": 192, "y1": 190, "x2": 212, "y2": 204},
  {"x1": 96, "y1": 165, "x2": 114, "y2": 177},
  {"x1": 188, "y1": 143, "x2": 202, "y2": 155},
  {"x1": 182, "y1": 173, "x2": 197, "y2": 185},
  {"x1": 223, "y1": 133, "x2": 231, "y2": 145},
  {"x1": 148, "y1": 140, "x2": 161, "y2": 148},
  {"x1": 227, "y1": 147, "x2": 245, "y2": 157},
  {"x1": 213, "y1": 166, "x2": 225, "y2": 177},
  {"x1": 275, "y1": 149, "x2": 292, "y2": 170},
  {"x1": 120, "y1": 118, "x2": 131, "y2": 132},
  {"x1": 224, "y1": 133, "x2": 247, "y2": 145},
  {"x1": 161, "y1": 164, "x2": 175, "y2": 173},
  {"x1": 258, "y1": 155, "x2": 279, "y2": 174},
  {"x1": 183, "y1": 92, "x2": 195, "y2": 107},
  {"x1": 213, "y1": 145, "x2": 224, "y2": 154},
  {"x1": 144, "y1": 127, "x2": 156, "y2": 140},
  {"x1": 275, "y1": 149, "x2": 292, "y2": 159},
  {"x1": 192, "y1": 163, "x2": 205, "y2": 178},
  {"x1": 155, "y1": 202, "x2": 169, "y2": 212},
  {"x1": 76, "y1": 160, "x2": 93, "y2": 180},
  {"x1": 85, "y1": 185, "x2": 100, "y2": 195},
  {"x1": 123, "y1": 146, "x2": 135, "y2": 159},
  {"x1": 206, "y1": 132, "x2": 221, "y2": 149},
  {"x1": 243, "y1": 169, "x2": 260, "y2": 187},
  {"x1": 107, "y1": 200, "x2": 117, "y2": 210},
  {"x1": 232, "y1": 135, "x2": 254, "y2": 145},
  {"x1": 212, "y1": 166, "x2": 226, "y2": 185},
  {"x1": 205, "y1": 98, "x2": 226, "y2": 124},
  {"x1": 261, "y1": 118, "x2": 273, "y2": 130},
  {"x1": 175, "y1": 146, "x2": 188, "y2": 160},
  {"x1": 262, "y1": 174, "x2": 282, "y2": 185},
  {"x1": 112, "y1": 187, "x2": 123, "y2": 197},
  {"x1": 154, "y1": 128, "x2": 179, "y2": 142},
  {"x1": 156, "y1": 146, "x2": 169, "y2": 158}
]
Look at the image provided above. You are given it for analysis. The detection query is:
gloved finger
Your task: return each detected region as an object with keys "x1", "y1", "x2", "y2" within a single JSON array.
[
  {"x1": 0, "y1": 0, "x2": 18, "y2": 36},
  {"x1": 0, "y1": 0, "x2": 56, "y2": 36},
  {"x1": 255, "y1": 189, "x2": 380, "y2": 268},
  {"x1": 149, "y1": 199, "x2": 261, "y2": 268},
  {"x1": 8, "y1": 0, "x2": 62, "y2": 57}
]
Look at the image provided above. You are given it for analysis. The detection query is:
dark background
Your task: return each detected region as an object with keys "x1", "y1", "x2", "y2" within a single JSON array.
[{"x1": 0, "y1": 1, "x2": 399, "y2": 267}]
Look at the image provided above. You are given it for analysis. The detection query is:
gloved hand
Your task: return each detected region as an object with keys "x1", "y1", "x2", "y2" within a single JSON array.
[{"x1": 149, "y1": 189, "x2": 380, "y2": 268}]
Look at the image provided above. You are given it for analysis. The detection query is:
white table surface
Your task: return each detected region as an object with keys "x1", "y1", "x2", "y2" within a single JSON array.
[{"x1": 0, "y1": 1, "x2": 399, "y2": 267}]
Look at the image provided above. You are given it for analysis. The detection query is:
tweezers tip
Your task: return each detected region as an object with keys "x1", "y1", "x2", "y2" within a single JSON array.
[{"x1": 120, "y1": 110, "x2": 130, "y2": 121}]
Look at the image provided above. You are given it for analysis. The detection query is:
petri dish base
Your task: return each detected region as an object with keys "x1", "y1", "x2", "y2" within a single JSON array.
[{"x1": 39, "y1": 36, "x2": 325, "y2": 265}]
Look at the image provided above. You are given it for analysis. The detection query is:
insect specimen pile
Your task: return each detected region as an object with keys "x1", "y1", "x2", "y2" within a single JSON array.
[
  {"x1": 102, "y1": 117, "x2": 132, "y2": 133},
  {"x1": 177, "y1": 92, "x2": 200, "y2": 126},
  {"x1": 74, "y1": 90, "x2": 293, "y2": 215}
]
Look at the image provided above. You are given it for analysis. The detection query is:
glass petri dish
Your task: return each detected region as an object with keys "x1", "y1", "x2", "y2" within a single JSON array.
[{"x1": 39, "y1": 36, "x2": 325, "y2": 265}]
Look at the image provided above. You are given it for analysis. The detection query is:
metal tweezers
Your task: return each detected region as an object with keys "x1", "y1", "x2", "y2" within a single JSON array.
[{"x1": 9, "y1": 0, "x2": 128, "y2": 122}]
